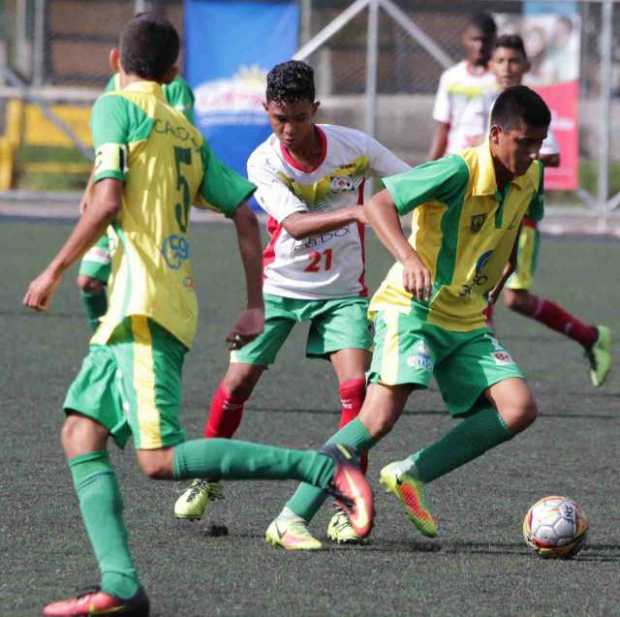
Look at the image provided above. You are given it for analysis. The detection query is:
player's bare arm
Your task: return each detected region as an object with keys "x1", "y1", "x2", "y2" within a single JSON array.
[
  {"x1": 23, "y1": 178, "x2": 122, "y2": 311},
  {"x1": 365, "y1": 189, "x2": 432, "y2": 301},
  {"x1": 428, "y1": 121, "x2": 450, "y2": 160},
  {"x1": 282, "y1": 205, "x2": 366, "y2": 240},
  {"x1": 79, "y1": 169, "x2": 97, "y2": 214},
  {"x1": 226, "y1": 202, "x2": 265, "y2": 350}
]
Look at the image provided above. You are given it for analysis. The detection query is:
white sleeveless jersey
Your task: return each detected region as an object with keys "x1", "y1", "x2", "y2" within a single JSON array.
[{"x1": 248, "y1": 124, "x2": 409, "y2": 300}]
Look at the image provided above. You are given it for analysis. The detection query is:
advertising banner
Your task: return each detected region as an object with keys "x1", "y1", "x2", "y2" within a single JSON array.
[
  {"x1": 496, "y1": 9, "x2": 581, "y2": 190},
  {"x1": 185, "y1": 0, "x2": 299, "y2": 179}
]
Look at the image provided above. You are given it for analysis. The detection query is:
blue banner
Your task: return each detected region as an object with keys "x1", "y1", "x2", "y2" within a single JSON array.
[{"x1": 185, "y1": 0, "x2": 299, "y2": 180}]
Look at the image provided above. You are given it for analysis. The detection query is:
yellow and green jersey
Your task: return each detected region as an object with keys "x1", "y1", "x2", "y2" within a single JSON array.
[
  {"x1": 90, "y1": 80, "x2": 255, "y2": 348},
  {"x1": 370, "y1": 143, "x2": 544, "y2": 332},
  {"x1": 105, "y1": 74, "x2": 195, "y2": 124}
]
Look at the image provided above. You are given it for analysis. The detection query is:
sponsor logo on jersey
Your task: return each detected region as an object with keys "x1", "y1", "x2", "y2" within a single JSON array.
[
  {"x1": 161, "y1": 234, "x2": 190, "y2": 270},
  {"x1": 459, "y1": 250, "x2": 493, "y2": 297},
  {"x1": 406, "y1": 340, "x2": 434, "y2": 371},
  {"x1": 492, "y1": 351, "x2": 514, "y2": 365}
]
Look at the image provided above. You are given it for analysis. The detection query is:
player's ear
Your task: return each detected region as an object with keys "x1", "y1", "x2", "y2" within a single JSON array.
[
  {"x1": 311, "y1": 101, "x2": 320, "y2": 116},
  {"x1": 161, "y1": 64, "x2": 178, "y2": 85},
  {"x1": 523, "y1": 60, "x2": 532, "y2": 72},
  {"x1": 489, "y1": 125, "x2": 502, "y2": 144},
  {"x1": 109, "y1": 48, "x2": 121, "y2": 73},
  {"x1": 262, "y1": 100, "x2": 269, "y2": 112}
]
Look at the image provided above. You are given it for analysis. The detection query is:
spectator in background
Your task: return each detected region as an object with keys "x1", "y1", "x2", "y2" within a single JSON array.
[{"x1": 428, "y1": 11, "x2": 497, "y2": 159}]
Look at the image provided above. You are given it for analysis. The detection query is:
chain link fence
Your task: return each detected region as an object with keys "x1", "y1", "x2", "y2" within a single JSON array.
[{"x1": 1, "y1": 0, "x2": 619, "y2": 210}]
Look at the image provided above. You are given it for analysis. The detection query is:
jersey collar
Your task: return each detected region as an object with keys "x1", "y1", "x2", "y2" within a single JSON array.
[
  {"x1": 280, "y1": 125, "x2": 327, "y2": 173},
  {"x1": 123, "y1": 80, "x2": 165, "y2": 99},
  {"x1": 470, "y1": 141, "x2": 539, "y2": 197}
]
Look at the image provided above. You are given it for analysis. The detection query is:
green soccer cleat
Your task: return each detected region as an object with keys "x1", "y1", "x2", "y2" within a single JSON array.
[
  {"x1": 586, "y1": 325, "x2": 612, "y2": 387},
  {"x1": 265, "y1": 517, "x2": 322, "y2": 551},
  {"x1": 326, "y1": 508, "x2": 365, "y2": 545},
  {"x1": 174, "y1": 479, "x2": 223, "y2": 520},
  {"x1": 379, "y1": 461, "x2": 438, "y2": 538}
]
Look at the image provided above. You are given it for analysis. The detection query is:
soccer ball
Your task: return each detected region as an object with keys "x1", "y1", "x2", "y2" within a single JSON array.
[{"x1": 523, "y1": 495, "x2": 588, "y2": 559}]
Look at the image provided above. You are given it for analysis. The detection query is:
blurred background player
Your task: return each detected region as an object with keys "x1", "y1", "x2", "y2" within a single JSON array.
[
  {"x1": 272, "y1": 85, "x2": 552, "y2": 545},
  {"x1": 484, "y1": 34, "x2": 612, "y2": 387},
  {"x1": 174, "y1": 60, "x2": 409, "y2": 548},
  {"x1": 77, "y1": 44, "x2": 195, "y2": 331},
  {"x1": 23, "y1": 15, "x2": 373, "y2": 617},
  {"x1": 428, "y1": 11, "x2": 497, "y2": 160}
]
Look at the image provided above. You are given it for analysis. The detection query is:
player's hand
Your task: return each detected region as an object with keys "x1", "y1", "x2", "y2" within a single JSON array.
[
  {"x1": 225, "y1": 307, "x2": 265, "y2": 350},
  {"x1": 402, "y1": 253, "x2": 432, "y2": 302},
  {"x1": 23, "y1": 268, "x2": 62, "y2": 312}
]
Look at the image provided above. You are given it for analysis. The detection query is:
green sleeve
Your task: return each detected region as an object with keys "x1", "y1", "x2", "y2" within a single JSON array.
[
  {"x1": 164, "y1": 77, "x2": 196, "y2": 124},
  {"x1": 91, "y1": 94, "x2": 131, "y2": 182},
  {"x1": 527, "y1": 161, "x2": 545, "y2": 222},
  {"x1": 383, "y1": 155, "x2": 470, "y2": 216},
  {"x1": 197, "y1": 142, "x2": 256, "y2": 217}
]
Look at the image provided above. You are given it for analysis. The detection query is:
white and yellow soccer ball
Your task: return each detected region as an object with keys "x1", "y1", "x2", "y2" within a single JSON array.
[{"x1": 523, "y1": 495, "x2": 589, "y2": 559}]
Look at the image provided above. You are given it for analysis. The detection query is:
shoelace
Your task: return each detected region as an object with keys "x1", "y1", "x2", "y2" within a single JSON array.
[
  {"x1": 332, "y1": 508, "x2": 352, "y2": 532},
  {"x1": 185, "y1": 480, "x2": 223, "y2": 502}
]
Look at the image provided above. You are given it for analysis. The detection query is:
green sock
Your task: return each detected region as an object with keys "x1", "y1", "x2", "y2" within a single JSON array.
[
  {"x1": 411, "y1": 406, "x2": 514, "y2": 483},
  {"x1": 81, "y1": 291, "x2": 108, "y2": 330},
  {"x1": 172, "y1": 438, "x2": 335, "y2": 489},
  {"x1": 69, "y1": 451, "x2": 139, "y2": 600},
  {"x1": 285, "y1": 419, "x2": 375, "y2": 521}
]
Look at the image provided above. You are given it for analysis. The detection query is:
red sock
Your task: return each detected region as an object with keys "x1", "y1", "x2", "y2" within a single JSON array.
[
  {"x1": 533, "y1": 298, "x2": 597, "y2": 348},
  {"x1": 338, "y1": 377, "x2": 368, "y2": 473},
  {"x1": 203, "y1": 382, "x2": 246, "y2": 438}
]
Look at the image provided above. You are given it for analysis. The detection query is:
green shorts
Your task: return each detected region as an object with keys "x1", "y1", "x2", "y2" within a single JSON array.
[
  {"x1": 231, "y1": 294, "x2": 372, "y2": 366},
  {"x1": 506, "y1": 221, "x2": 539, "y2": 291},
  {"x1": 78, "y1": 234, "x2": 112, "y2": 283},
  {"x1": 64, "y1": 316, "x2": 187, "y2": 449},
  {"x1": 368, "y1": 308, "x2": 524, "y2": 416}
]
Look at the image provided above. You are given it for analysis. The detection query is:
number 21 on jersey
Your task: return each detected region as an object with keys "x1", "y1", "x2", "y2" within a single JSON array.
[{"x1": 304, "y1": 248, "x2": 333, "y2": 272}]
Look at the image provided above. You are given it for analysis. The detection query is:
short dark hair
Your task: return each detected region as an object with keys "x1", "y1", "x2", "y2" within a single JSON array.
[
  {"x1": 266, "y1": 60, "x2": 315, "y2": 104},
  {"x1": 491, "y1": 85, "x2": 551, "y2": 131},
  {"x1": 120, "y1": 13, "x2": 179, "y2": 81},
  {"x1": 467, "y1": 11, "x2": 497, "y2": 38},
  {"x1": 493, "y1": 34, "x2": 528, "y2": 60}
]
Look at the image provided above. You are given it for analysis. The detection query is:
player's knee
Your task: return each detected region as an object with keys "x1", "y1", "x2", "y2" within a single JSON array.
[
  {"x1": 502, "y1": 290, "x2": 531, "y2": 313},
  {"x1": 136, "y1": 450, "x2": 174, "y2": 479},
  {"x1": 360, "y1": 409, "x2": 395, "y2": 439},
  {"x1": 222, "y1": 365, "x2": 262, "y2": 400},
  {"x1": 61, "y1": 413, "x2": 108, "y2": 457},
  {"x1": 501, "y1": 396, "x2": 538, "y2": 434},
  {"x1": 76, "y1": 275, "x2": 105, "y2": 294}
]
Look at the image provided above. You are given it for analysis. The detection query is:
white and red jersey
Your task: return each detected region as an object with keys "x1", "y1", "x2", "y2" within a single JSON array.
[
  {"x1": 248, "y1": 124, "x2": 409, "y2": 300},
  {"x1": 432, "y1": 61, "x2": 497, "y2": 154}
]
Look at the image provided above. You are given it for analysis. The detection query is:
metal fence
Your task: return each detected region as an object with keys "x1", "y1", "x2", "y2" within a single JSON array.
[{"x1": 1, "y1": 0, "x2": 620, "y2": 214}]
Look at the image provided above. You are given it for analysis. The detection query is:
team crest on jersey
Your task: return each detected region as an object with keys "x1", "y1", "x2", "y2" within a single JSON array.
[
  {"x1": 470, "y1": 213, "x2": 486, "y2": 233},
  {"x1": 406, "y1": 340, "x2": 434, "y2": 372},
  {"x1": 330, "y1": 175, "x2": 355, "y2": 192}
]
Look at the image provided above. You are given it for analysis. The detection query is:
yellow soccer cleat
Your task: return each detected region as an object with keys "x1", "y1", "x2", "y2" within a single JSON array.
[
  {"x1": 586, "y1": 325, "x2": 612, "y2": 387},
  {"x1": 326, "y1": 508, "x2": 365, "y2": 545},
  {"x1": 380, "y1": 461, "x2": 438, "y2": 538},
  {"x1": 174, "y1": 479, "x2": 223, "y2": 520},
  {"x1": 265, "y1": 517, "x2": 322, "y2": 551}
]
